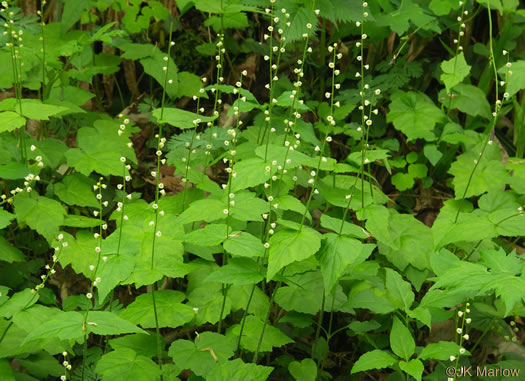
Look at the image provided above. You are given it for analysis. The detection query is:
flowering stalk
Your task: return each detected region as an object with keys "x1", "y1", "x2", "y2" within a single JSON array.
[
  {"x1": 0, "y1": 232, "x2": 66, "y2": 347},
  {"x1": 217, "y1": 72, "x2": 247, "y2": 333},
  {"x1": 2, "y1": 2, "x2": 27, "y2": 162},
  {"x1": 203, "y1": 34, "x2": 225, "y2": 178},
  {"x1": 81, "y1": 178, "x2": 105, "y2": 381},
  {"x1": 449, "y1": 303, "x2": 471, "y2": 381},
  {"x1": 453, "y1": 2, "x2": 512, "y2": 223},
  {"x1": 148, "y1": 23, "x2": 175, "y2": 381}
]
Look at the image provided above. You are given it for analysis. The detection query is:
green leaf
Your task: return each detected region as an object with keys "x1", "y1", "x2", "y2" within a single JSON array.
[
  {"x1": 205, "y1": 258, "x2": 264, "y2": 285},
  {"x1": 228, "y1": 315, "x2": 293, "y2": 353},
  {"x1": 184, "y1": 223, "x2": 230, "y2": 246},
  {"x1": 476, "y1": 0, "x2": 503, "y2": 14},
  {"x1": 153, "y1": 107, "x2": 216, "y2": 129},
  {"x1": 0, "y1": 99, "x2": 69, "y2": 121},
  {"x1": 275, "y1": 271, "x2": 347, "y2": 315},
  {"x1": 419, "y1": 341, "x2": 461, "y2": 360},
  {"x1": 390, "y1": 316, "x2": 415, "y2": 360},
  {"x1": 399, "y1": 359, "x2": 424, "y2": 381},
  {"x1": 288, "y1": 358, "x2": 317, "y2": 381},
  {"x1": 430, "y1": 0, "x2": 460, "y2": 15},
  {"x1": 14, "y1": 194, "x2": 65, "y2": 242},
  {"x1": 23, "y1": 311, "x2": 145, "y2": 344},
  {"x1": 351, "y1": 350, "x2": 397, "y2": 374},
  {"x1": 387, "y1": 91, "x2": 445, "y2": 142},
  {"x1": 0, "y1": 235, "x2": 24, "y2": 263},
  {"x1": 317, "y1": 234, "x2": 367, "y2": 294},
  {"x1": 96, "y1": 348, "x2": 161, "y2": 381},
  {"x1": 440, "y1": 53, "x2": 471, "y2": 91},
  {"x1": 267, "y1": 228, "x2": 321, "y2": 280},
  {"x1": 168, "y1": 332, "x2": 236, "y2": 377},
  {"x1": 178, "y1": 198, "x2": 226, "y2": 224},
  {"x1": 120, "y1": 290, "x2": 195, "y2": 329},
  {"x1": 392, "y1": 172, "x2": 415, "y2": 191},
  {"x1": 17, "y1": 351, "x2": 65, "y2": 378},
  {"x1": 375, "y1": 0, "x2": 438, "y2": 35},
  {"x1": 449, "y1": 140, "x2": 510, "y2": 198},
  {"x1": 0, "y1": 359, "x2": 15, "y2": 381},
  {"x1": 375, "y1": 212, "x2": 433, "y2": 271},
  {"x1": 385, "y1": 268, "x2": 414, "y2": 311},
  {"x1": 54, "y1": 173, "x2": 98, "y2": 207},
  {"x1": 223, "y1": 232, "x2": 265, "y2": 258},
  {"x1": 440, "y1": 84, "x2": 492, "y2": 119},
  {"x1": 498, "y1": 61, "x2": 525, "y2": 97},
  {"x1": 207, "y1": 358, "x2": 273, "y2": 381},
  {"x1": 62, "y1": 215, "x2": 103, "y2": 228},
  {"x1": 0, "y1": 162, "x2": 30, "y2": 180},
  {"x1": 231, "y1": 158, "x2": 274, "y2": 192},
  {"x1": 319, "y1": 214, "x2": 370, "y2": 239},
  {"x1": 109, "y1": 333, "x2": 164, "y2": 358},
  {"x1": 407, "y1": 307, "x2": 432, "y2": 328},
  {"x1": 0, "y1": 289, "x2": 37, "y2": 319},
  {"x1": 0, "y1": 111, "x2": 25, "y2": 133},
  {"x1": 65, "y1": 120, "x2": 136, "y2": 177},
  {"x1": 346, "y1": 280, "x2": 396, "y2": 314},
  {"x1": 140, "y1": 51, "x2": 178, "y2": 99}
]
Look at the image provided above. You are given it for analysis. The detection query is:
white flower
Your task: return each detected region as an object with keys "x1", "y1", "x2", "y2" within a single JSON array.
[
  {"x1": 223, "y1": 209, "x2": 229, "y2": 214},
  {"x1": 156, "y1": 231, "x2": 162, "y2": 237},
  {"x1": 456, "y1": 328, "x2": 462, "y2": 334},
  {"x1": 264, "y1": 242, "x2": 270, "y2": 248},
  {"x1": 459, "y1": 348, "x2": 465, "y2": 354},
  {"x1": 450, "y1": 355, "x2": 456, "y2": 361},
  {"x1": 86, "y1": 293, "x2": 93, "y2": 299}
]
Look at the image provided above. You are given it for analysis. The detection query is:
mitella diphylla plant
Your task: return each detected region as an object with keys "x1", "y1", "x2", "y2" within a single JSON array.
[{"x1": 0, "y1": 0, "x2": 524, "y2": 380}]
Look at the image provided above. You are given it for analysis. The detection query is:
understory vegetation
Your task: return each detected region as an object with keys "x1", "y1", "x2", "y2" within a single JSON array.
[{"x1": 0, "y1": 0, "x2": 524, "y2": 380}]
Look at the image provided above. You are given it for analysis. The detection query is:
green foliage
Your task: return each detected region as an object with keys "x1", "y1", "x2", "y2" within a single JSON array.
[{"x1": 1, "y1": 0, "x2": 524, "y2": 380}]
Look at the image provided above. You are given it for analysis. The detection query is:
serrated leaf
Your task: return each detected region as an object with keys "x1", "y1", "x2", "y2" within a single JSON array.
[
  {"x1": 14, "y1": 194, "x2": 65, "y2": 242},
  {"x1": 0, "y1": 111, "x2": 25, "y2": 133},
  {"x1": 140, "y1": 51, "x2": 178, "y2": 99},
  {"x1": 399, "y1": 359, "x2": 423, "y2": 381},
  {"x1": 223, "y1": 231, "x2": 265, "y2": 258},
  {"x1": 207, "y1": 358, "x2": 273, "y2": 381},
  {"x1": 65, "y1": 120, "x2": 136, "y2": 177},
  {"x1": 375, "y1": 0, "x2": 438, "y2": 35},
  {"x1": 23, "y1": 311, "x2": 145, "y2": 344},
  {"x1": 498, "y1": 61, "x2": 525, "y2": 97},
  {"x1": 205, "y1": 258, "x2": 264, "y2": 285},
  {"x1": 385, "y1": 268, "x2": 414, "y2": 311},
  {"x1": 0, "y1": 236, "x2": 25, "y2": 263},
  {"x1": 178, "y1": 198, "x2": 226, "y2": 224},
  {"x1": 288, "y1": 358, "x2": 316, "y2": 381},
  {"x1": 390, "y1": 317, "x2": 415, "y2": 360},
  {"x1": 267, "y1": 228, "x2": 321, "y2": 280},
  {"x1": 317, "y1": 234, "x2": 366, "y2": 293},
  {"x1": 96, "y1": 348, "x2": 161, "y2": 381},
  {"x1": 351, "y1": 349, "x2": 397, "y2": 374},
  {"x1": 440, "y1": 84, "x2": 491, "y2": 119},
  {"x1": 228, "y1": 315, "x2": 293, "y2": 353},
  {"x1": 387, "y1": 91, "x2": 444, "y2": 142},
  {"x1": 184, "y1": 223, "x2": 230, "y2": 246},
  {"x1": 319, "y1": 214, "x2": 369, "y2": 239},
  {"x1": 0, "y1": 99, "x2": 69, "y2": 121},
  {"x1": 54, "y1": 173, "x2": 98, "y2": 207},
  {"x1": 231, "y1": 158, "x2": 274, "y2": 192},
  {"x1": 440, "y1": 53, "x2": 471, "y2": 91},
  {"x1": 419, "y1": 341, "x2": 460, "y2": 360},
  {"x1": 153, "y1": 107, "x2": 216, "y2": 129},
  {"x1": 449, "y1": 141, "x2": 510, "y2": 198},
  {"x1": 168, "y1": 332, "x2": 236, "y2": 377},
  {"x1": 120, "y1": 290, "x2": 195, "y2": 329}
]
